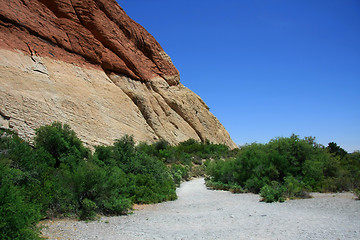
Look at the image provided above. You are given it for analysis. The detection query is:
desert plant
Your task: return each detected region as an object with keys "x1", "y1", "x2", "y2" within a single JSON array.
[
  {"x1": 0, "y1": 164, "x2": 41, "y2": 239},
  {"x1": 283, "y1": 175, "x2": 309, "y2": 199},
  {"x1": 34, "y1": 122, "x2": 90, "y2": 168},
  {"x1": 79, "y1": 198, "x2": 98, "y2": 221},
  {"x1": 260, "y1": 182, "x2": 285, "y2": 203}
]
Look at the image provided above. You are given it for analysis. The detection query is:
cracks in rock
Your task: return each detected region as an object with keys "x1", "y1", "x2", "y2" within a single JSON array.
[
  {"x1": 150, "y1": 84, "x2": 205, "y2": 143},
  {"x1": 32, "y1": 69, "x2": 47, "y2": 75},
  {"x1": 0, "y1": 13, "x2": 56, "y2": 49},
  {"x1": 94, "y1": 0, "x2": 172, "y2": 84},
  {"x1": 68, "y1": 0, "x2": 99, "y2": 65},
  {"x1": 0, "y1": 110, "x2": 11, "y2": 130},
  {"x1": 3, "y1": 0, "x2": 151, "y2": 83},
  {"x1": 19, "y1": 0, "x2": 28, "y2": 7},
  {"x1": 95, "y1": 1, "x2": 166, "y2": 80},
  {"x1": 0, "y1": 110, "x2": 10, "y2": 121},
  {"x1": 68, "y1": 0, "x2": 82, "y2": 26},
  {"x1": 153, "y1": 92, "x2": 169, "y2": 117},
  {"x1": 25, "y1": 43, "x2": 49, "y2": 75},
  {"x1": 26, "y1": 42, "x2": 36, "y2": 62},
  {"x1": 108, "y1": 71, "x2": 205, "y2": 143},
  {"x1": 105, "y1": 72, "x2": 161, "y2": 141},
  {"x1": 0, "y1": 4, "x2": 100, "y2": 68},
  {"x1": 125, "y1": 93, "x2": 160, "y2": 141},
  {"x1": 69, "y1": 0, "x2": 141, "y2": 80},
  {"x1": 93, "y1": 0, "x2": 131, "y2": 39},
  {"x1": 65, "y1": 32, "x2": 73, "y2": 51}
]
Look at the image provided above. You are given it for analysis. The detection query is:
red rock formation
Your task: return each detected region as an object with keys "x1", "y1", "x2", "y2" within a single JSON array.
[{"x1": 0, "y1": 0, "x2": 180, "y2": 85}]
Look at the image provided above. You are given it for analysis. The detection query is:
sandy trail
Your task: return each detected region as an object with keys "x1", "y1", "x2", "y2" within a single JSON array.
[{"x1": 41, "y1": 178, "x2": 360, "y2": 240}]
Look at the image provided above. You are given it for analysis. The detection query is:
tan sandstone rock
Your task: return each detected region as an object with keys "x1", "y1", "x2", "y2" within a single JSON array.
[{"x1": 0, "y1": 0, "x2": 237, "y2": 148}]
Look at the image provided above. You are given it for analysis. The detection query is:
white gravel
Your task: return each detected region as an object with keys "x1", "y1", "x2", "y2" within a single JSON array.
[{"x1": 41, "y1": 178, "x2": 360, "y2": 240}]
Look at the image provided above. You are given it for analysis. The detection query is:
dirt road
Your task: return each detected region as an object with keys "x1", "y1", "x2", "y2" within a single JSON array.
[{"x1": 41, "y1": 178, "x2": 360, "y2": 240}]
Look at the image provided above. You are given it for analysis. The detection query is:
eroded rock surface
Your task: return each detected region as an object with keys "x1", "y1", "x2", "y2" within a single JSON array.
[{"x1": 0, "y1": 0, "x2": 236, "y2": 148}]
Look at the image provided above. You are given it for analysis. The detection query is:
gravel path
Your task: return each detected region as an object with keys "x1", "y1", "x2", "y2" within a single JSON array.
[{"x1": 41, "y1": 178, "x2": 360, "y2": 240}]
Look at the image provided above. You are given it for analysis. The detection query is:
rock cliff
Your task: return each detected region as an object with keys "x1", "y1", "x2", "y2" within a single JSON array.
[{"x1": 0, "y1": 0, "x2": 236, "y2": 148}]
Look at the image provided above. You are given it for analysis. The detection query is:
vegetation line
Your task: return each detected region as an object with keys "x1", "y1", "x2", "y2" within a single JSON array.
[
  {"x1": 1, "y1": 123, "x2": 359, "y2": 239},
  {"x1": 206, "y1": 135, "x2": 360, "y2": 203},
  {"x1": 0, "y1": 122, "x2": 230, "y2": 239}
]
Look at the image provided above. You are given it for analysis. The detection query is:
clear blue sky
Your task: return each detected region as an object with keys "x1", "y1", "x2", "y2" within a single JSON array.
[{"x1": 118, "y1": 0, "x2": 360, "y2": 152}]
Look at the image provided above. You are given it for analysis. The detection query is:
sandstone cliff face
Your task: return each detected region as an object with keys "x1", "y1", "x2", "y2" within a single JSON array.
[{"x1": 0, "y1": 0, "x2": 237, "y2": 148}]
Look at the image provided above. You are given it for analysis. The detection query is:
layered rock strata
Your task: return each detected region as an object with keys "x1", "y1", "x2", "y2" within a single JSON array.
[{"x1": 0, "y1": 0, "x2": 236, "y2": 148}]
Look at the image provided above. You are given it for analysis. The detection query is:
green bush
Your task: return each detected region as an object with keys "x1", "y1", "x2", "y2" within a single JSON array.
[
  {"x1": 170, "y1": 164, "x2": 189, "y2": 186},
  {"x1": 0, "y1": 164, "x2": 41, "y2": 240},
  {"x1": 102, "y1": 196, "x2": 132, "y2": 215},
  {"x1": 80, "y1": 198, "x2": 97, "y2": 221},
  {"x1": 228, "y1": 184, "x2": 244, "y2": 193},
  {"x1": 1, "y1": 124, "x2": 181, "y2": 237},
  {"x1": 205, "y1": 180, "x2": 226, "y2": 190},
  {"x1": 244, "y1": 177, "x2": 268, "y2": 193},
  {"x1": 95, "y1": 135, "x2": 177, "y2": 204},
  {"x1": 143, "y1": 138, "x2": 231, "y2": 165},
  {"x1": 2, "y1": 122, "x2": 359, "y2": 239},
  {"x1": 206, "y1": 135, "x2": 360, "y2": 202},
  {"x1": 205, "y1": 180, "x2": 244, "y2": 193},
  {"x1": 34, "y1": 122, "x2": 90, "y2": 168},
  {"x1": 283, "y1": 176, "x2": 309, "y2": 199},
  {"x1": 260, "y1": 182, "x2": 285, "y2": 203}
]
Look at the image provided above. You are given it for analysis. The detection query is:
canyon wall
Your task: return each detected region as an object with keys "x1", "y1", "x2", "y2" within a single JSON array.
[{"x1": 0, "y1": 0, "x2": 236, "y2": 148}]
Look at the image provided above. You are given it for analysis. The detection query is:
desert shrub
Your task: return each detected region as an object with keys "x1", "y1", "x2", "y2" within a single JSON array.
[
  {"x1": 102, "y1": 196, "x2": 132, "y2": 215},
  {"x1": 327, "y1": 142, "x2": 347, "y2": 159},
  {"x1": 52, "y1": 161, "x2": 103, "y2": 215},
  {"x1": 205, "y1": 180, "x2": 229, "y2": 191},
  {"x1": 129, "y1": 173, "x2": 177, "y2": 203},
  {"x1": 171, "y1": 168, "x2": 183, "y2": 186},
  {"x1": 112, "y1": 135, "x2": 136, "y2": 171},
  {"x1": 189, "y1": 164, "x2": 206, "y2": 177},
  {"x1": 205, "y1": 159, "x2": 227, "y2": 183},
  {"x1": 3, "y1": 121, "x2": 359, "y2": 239},
  {"x1": 206, "y1": 143, "x2": 273, "y2": 193},
  {"x1": 52, "y1": 159, "x2": 135, "y2": 218},
  {"x1": 94, "y1": 145, "x2": 115, "y2": 166},
  {"x1": 1, "y1": 132, "x2": 57, "y2": 215},
  {"x1": 0, "y1": 163, "x2": 41, "y2": 240},
  {"x1": 154, "y1": 139, "x2": 170, "y2": 155},
  {"x1": 0, "y1": 124, "x2": 182, "y2": 237},
  {"x1": 146, "y1": 138, "x2": 231, "y2": 165},
  {"x1": 205, "y1": 179, "x2": 244, "y2": 193},
  {"x1": 0, "y1": 183, "x2": 41, "y2": 239},
  {"x1": 342, "y1": 151, "x2": 360, "y2": 189},
  {"x1": 97, "y1": 166, "x2": 132, "y2": 215},
  {"x1": 34, "y1": 122, "x2": 90, "y2": 168},
  {"x1": 320, "y1": 177, "x2": 339, "y2": 193},
  {"x1": 260, "y1": 182, "x2": 285, "y2": 203},
  {"x1": 170, "y1": 164, "x2": 189, "y2": 186},
  {"x1": 95, "y1": 135, "x2": 177, "y2": 204},
  {"x1": 228, "y1": 183, "x2": 244, "y2": 193},
  {"x1": 283, "y1": 176, "x2": 309, "y2": 199},
  {"x1": 206, "y1": 135, "x2": 360, "y2": 202},
  {"x1": 79, "y1": 198, "x2": 97, "y2": 221},
  {"x1": 244, "y1": 177, "x2": 269, "y2": 193}
]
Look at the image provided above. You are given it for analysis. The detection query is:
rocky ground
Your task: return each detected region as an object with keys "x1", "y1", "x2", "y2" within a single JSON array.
[{"x1": 41, "y1": 178, "x2": 360, "y2": 240}]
